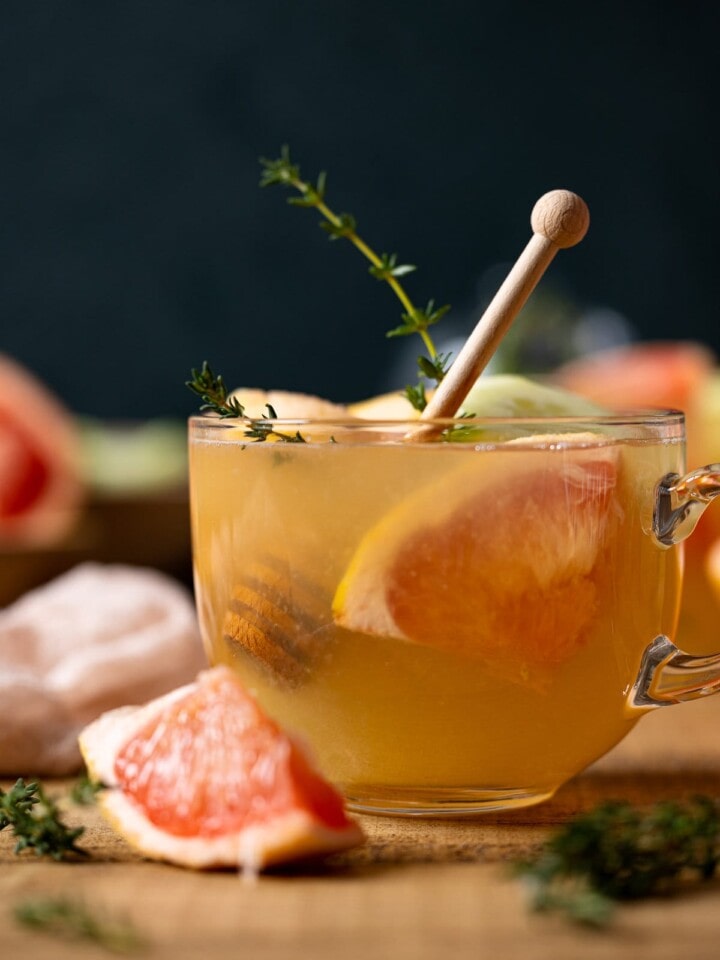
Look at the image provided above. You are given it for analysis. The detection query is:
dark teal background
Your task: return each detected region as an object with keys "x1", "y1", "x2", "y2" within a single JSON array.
[{"x1": 2, "y1": 2, "x2": 718, "y2": 417}]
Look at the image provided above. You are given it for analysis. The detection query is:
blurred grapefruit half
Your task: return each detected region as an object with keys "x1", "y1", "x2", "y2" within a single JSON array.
[
  {"x1": 553, "y1": 341, "x2": 719, "y2": 546},
  {"x1": 80, "y1": 666, "x2": 363, "y2": 870},
  {"x1": 551, "y1": 341, "x2": 714, "y2": 413},
  {"x1": 0, "y1": 354, "x2": 83, "y2": 546}
]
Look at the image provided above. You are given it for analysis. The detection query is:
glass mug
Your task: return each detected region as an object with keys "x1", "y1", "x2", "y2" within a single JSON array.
[{"x1": 189, "y1": 412, "x2": 720, "y2": 816}]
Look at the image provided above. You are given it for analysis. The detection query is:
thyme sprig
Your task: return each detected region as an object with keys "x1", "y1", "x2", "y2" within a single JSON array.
[
  {"x1": 186, "y1": 362, "x2": 306, "y2": 442},
  {"x1": 243, "y1": 403, "x2": 306, "y2": 444},
  {"x1": 0, "y1": 779, "x2": 86, "y2": 861},
  {"x1": 516, "y1": 797, "x2": 720, "y2": 927},
  {"x1": 15, "y1": 898, "x2": 147, "y2": 954},
  {"x1": 259, "y1": 145, "x2": 451, "y2": 410},
  {"x1": 186, "y1": 361, "x2": 245, "y2": 418}
]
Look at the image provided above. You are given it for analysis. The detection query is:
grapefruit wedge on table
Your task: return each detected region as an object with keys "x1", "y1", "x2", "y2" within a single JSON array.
[
  {"x1": 80, "y1": 666, "x2": 363, "y2": 870},
  {"x1": 334, "y1": 434, "x2": 619, "y2": 669}
]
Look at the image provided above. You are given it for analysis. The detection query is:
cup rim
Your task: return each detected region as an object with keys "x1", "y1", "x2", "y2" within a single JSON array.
[{"x1": 188, "y1": 408, "x2": 685, "y2": 429}]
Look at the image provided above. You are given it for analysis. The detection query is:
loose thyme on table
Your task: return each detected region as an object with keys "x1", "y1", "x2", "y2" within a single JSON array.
[
  {"x1": 515, "y1": 796, "x2": 720, "y2": 927},
  {"x1": 14, "y1": 897, "x2": 148, "y2": 954},
  {"x1": 0, "y1": 779, "x2": 86, "y2": 860}
]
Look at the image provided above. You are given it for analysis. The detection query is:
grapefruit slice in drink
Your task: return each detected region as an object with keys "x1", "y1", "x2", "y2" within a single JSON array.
[
  {"x1": 79, "y1": 666, "x2": 363, "y2": 870},
  {"x1": 333, "y1": 434, "x2": 619, "y2": 673}
]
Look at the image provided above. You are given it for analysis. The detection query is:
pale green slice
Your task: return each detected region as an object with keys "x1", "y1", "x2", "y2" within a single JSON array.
[{"x1": 459, "y1": 374, "x2": 608, "y2": 418}]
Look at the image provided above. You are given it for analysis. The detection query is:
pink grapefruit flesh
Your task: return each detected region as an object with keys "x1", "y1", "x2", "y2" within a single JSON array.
[
  {"x1": 0, "y1": 354, "x2": 83, "y2": 546},
  {"x1": 334, "y1": 435, "x2": 619, "y2": 669},
  {"x1": 79, "y1": 666, "x2": 363, "y2": 870}
]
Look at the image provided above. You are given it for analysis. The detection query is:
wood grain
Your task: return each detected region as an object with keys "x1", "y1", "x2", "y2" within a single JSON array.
[{"x1": 3, "y1": 694, "x2": 720, "y2": 959}]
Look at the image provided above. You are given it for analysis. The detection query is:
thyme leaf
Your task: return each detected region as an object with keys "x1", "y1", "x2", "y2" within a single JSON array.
[
  {"x1": 318, "y1": 211, "x2": 357, "y2": 239},
  {"x1": 368, "y1": 252, "x2": 417, "y2": 281},
  {"x1": 0, "y1": 779, "x2": 86, "y2": 861},
  {"x1": 186, "y1": 361, "x2": 245, "y2": 418},
  {"x1": 403, "y1": 381, "x2": 427, "y2": 412},
  {"x1": 70, "y1": 772, "x2": 102, "y2": 806},
  {"x1": 386, "y1": 300, "x2": 451, "y2": 340},
  {"x1": 417, "y1": 351, "x2": 452, "y2": 383}
]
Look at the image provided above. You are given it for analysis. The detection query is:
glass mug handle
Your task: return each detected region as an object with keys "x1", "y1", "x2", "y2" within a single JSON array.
[{"x1": 630, "y1": 464, "x2": 720, "y2": 709}]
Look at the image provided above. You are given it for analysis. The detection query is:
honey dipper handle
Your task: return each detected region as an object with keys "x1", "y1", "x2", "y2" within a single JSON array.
[{"x1": 420, "y1": 190, "x2": 589, "y2": 422}]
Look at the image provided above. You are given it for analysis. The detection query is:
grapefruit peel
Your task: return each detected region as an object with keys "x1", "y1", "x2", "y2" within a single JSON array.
[{"x1": 79, "y1": 666, "x2": 363, "y2": 871}]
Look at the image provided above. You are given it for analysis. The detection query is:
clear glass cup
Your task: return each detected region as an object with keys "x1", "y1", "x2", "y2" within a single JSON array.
[{"x1": 189, "y1": 411, "x2": 720, "y2": 816}]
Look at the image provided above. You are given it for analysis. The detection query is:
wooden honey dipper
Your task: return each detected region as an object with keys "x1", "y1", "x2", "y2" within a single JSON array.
[
  {"x1": 223, "y1": 190, "x2": 590, "y2": 684},
  {"x1": 222, "y1": 555, "x2": 332, "y2": 686},
  {"x1": 419, "y1": 189, "x2": 589, "y2": 424}
]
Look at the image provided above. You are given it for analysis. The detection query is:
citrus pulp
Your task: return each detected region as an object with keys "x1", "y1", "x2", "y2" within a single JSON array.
[
  {"x1": 80, "y1": 666, "x2": 363, "y2": 869},
  {"x1": 333, "y1": 434, "x2": 619, "y2": 669}
]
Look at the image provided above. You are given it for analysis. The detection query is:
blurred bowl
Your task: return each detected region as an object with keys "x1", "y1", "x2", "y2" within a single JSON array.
[{"x1": 0, "y1": 488, "x2": 191, "y2": 607}]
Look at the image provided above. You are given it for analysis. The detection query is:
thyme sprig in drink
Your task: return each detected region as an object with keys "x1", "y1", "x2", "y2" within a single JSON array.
[{"x1": 259, "y1": 145, "x2": 450, "y2": 412}]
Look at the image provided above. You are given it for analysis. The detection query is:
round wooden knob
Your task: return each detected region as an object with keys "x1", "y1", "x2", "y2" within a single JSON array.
[{"x1": 530, "y1": 190, "x2": 589, "y2": 248}]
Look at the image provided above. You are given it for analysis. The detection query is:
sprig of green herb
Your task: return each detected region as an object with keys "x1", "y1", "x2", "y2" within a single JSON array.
[
  {"x1": 186, "y1": 361, "x2": 245, "y2": 418},
  {"x1": 186, "y1": 362, "x2": 306, "y2": 442},
  {"x1": 242, "y1": 402, "x2": 307, "y2": 443},
  {"x1": 15, "y1": 898, "x2": 147, "y2": 954},
  {"x1": 70, "y1": 772, "x2": 102, "y2": 806},
  {"x1": 259, "y1": 145, "x2": 451, "y2": 411},
  {"x1": 0, "y1": 778, "x2": 86, "y2": 860},
  {"x1": 516, "y1": 797, "x2": 720, "y2": 927}
]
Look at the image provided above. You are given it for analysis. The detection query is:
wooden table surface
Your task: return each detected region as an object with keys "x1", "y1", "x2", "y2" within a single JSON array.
[{"x1": 3, "y1": 694, "x2": 720, "y2": 959}]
